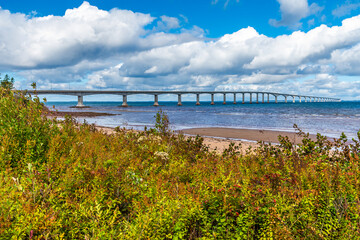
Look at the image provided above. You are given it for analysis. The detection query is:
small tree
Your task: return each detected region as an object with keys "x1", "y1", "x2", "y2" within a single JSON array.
[{"x1": 0, "y1": 74, "x2": 15, "y2": 89}]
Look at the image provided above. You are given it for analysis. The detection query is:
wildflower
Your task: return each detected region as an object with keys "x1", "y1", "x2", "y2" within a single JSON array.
[
  {"x1": 150, "y1": 135, "x2": 162, "y2": 142},
  {"x1": 154, "y1": 151, "x2": 169, "y2": 160},
  {"x1": 137, "y1": 136, "x2": 147, "y2": 143}
]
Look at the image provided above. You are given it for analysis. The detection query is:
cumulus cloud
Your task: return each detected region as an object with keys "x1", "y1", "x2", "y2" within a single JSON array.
[
  {"x1": 0, "y1": 1, "x2": 200, "y2": 71},
  {"x1": 0, "y1": 2, "x2": 156, "y2": 69},
  {"x1": 2, "y1": 2, "x2": 360, "y2": 99},
  {"x1": 155, "y1": 16, "x2": 180, "y2": 31},
  {"x1": 118, "y1": 15, "x2": 360, "y2": 78},
  {"x1": 270, "y1": 0, "x2": 323, "y2": 29}
]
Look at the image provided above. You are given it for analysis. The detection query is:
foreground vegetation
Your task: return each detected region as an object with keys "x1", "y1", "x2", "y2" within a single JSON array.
[{"x1": 1, "y1": 88, "x2": 360, "y2": 239}]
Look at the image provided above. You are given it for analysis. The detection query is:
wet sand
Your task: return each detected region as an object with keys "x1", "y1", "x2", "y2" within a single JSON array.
[
  {"x1": 95, "y1": 126, "x2": 320, "y2": 153},
  {"x1": 180, "y1": 127, "x2": 318, "y2": 144}
]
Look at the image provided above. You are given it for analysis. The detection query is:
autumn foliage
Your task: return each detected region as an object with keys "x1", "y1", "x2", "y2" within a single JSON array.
[{"x1": 1, "y1": 88, "x2": 360, "y2": 239}]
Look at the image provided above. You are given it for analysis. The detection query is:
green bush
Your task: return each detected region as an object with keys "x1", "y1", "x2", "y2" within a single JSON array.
[{"x1": 0, "y1": 88, "x2": 58, "y2": 169}]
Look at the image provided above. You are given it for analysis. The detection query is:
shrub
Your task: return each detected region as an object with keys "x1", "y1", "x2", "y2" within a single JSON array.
[{"x1": 1, "y1": 90, "x2": 360, "y2": 239}]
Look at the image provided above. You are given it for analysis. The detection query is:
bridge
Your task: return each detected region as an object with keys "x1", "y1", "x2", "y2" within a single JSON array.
[{"x1": 26, "y1": 90, "x2": 341, "y2": 108}]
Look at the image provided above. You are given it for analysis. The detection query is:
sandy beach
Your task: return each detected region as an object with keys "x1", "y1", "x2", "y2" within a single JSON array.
[
  {"x1": 180, "y1": 127, "x2": 318, "y2": 144},
  {"x1": 178, "y1": 127, "x2": 320, "y2": 153},
  {"x1": 95, "y1": 126, "x2": 320, "y2": 153}
]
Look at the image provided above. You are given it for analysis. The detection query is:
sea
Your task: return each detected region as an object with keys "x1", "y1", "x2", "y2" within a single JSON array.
[{"x1": 45, "y1": 101, "x2": 360, "y2": 140}]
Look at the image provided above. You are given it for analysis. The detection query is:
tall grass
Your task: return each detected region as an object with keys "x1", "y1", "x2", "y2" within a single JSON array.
[{"x1": 1, "y1": 89, "x2": 360, "y2": 239}]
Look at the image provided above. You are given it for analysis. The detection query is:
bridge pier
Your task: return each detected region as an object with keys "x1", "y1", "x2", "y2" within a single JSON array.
[
  {"x1": 154, "y1": 95, "x2": 159, "y2": 106},
  {"x1": 196, "y1": 94, "x2": 200, "y2": 105},
  {"x1": 122, "y1": 95, "x2": 128, "y2": 107},
  {"x1": 26, "y1": 90, "x2": 340, "y2": 107},
  {"x1": 177, "y1": 94, "x2": 182, "y2": 106},
  {"x1": 76, "y1": 95, "x2": 86, "y2": 108}
]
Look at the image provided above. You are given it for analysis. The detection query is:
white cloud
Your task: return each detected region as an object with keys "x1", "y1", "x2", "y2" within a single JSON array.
[
  {"x1": 0, "y1": 2, "x2": 155, "y2": 69},
  {"x1": 155, "y1": 16, "x2": 180, "y2": 31},
  {"x1": 0, "y1": 1, "x2": 201, "y2": 71},
  {"x1": 270, "y1": 0, "x2": 323, "y2": 29},
  {"x1": 212, "y1": 0, "x2": 240, "y2": 8},
  {"x1": 1, "y1": 2, "x2": 360, "y2": 99},
  {"x1": 333, "y1": 2, "x2": 360, "y2": 18}
]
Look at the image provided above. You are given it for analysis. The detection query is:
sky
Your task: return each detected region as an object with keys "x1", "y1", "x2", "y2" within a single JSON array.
[{"x1": 1, "y1": 0, "x2": 360, "y2": 100}]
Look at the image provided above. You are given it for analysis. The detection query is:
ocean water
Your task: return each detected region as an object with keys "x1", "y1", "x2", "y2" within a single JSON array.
[{"x1": 45, "y1": 101, "x2": 360, "y2": 140}]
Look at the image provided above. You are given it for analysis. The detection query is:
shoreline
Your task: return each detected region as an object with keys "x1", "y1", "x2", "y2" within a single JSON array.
[
  {"x1": 179, "y1": 127, "x2": 319, "y2": 145},
  {"x1": 95, "y1": 125, "x2": 324, "y2": 153},
  {"x1": 45, "y1": 110, "x2": 116, "y2": 117}
]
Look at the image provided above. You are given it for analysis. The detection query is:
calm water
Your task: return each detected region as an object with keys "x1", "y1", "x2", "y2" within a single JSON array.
[{"x1": 45, "y1": 101, "x2": 360, "y2": 139}]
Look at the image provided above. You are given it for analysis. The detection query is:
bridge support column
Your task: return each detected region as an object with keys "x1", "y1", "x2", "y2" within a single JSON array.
[
  {"x1": 177, "y1": 94, "x2": 182, "y2": 106},
  {"x1": 242, "y1": 93, "x2": 245, "y2": 104},
  {"x1": 196, "y1": 94, "x2": 200, "y2": 105},
  {"x1": 292, "y1": 96, "x2": 295, "y2": 103},
  {"x1": 154, "y1": 95, "x2": 159, "y2": 106},
  {"x1": 275, "y1": 95, "x2": 278, "y2": 103},
  {"x1": 305, "y1": 97, "x2": 307, "y2": 103},
  {"x1": 250, "y1": 93, "x2": 252, "y2": 104},
  {"x1": 233, "y1": 94, "x2": 236, "y2": 104},
  {"x1": 299, "y1": 96, "x2": 302, "y2": 103},
  {"x1": 223, "y1": 94, "x2": 226, "y2": 105},
  {"x1": 76, "y1": 95, "x2": 86, "y2": 108},
  {"x1": 122, "y1": 95, "x2": 128, "y2": 107},
  {"x1": 262, "y1": 93, "x2": 264, "y2": 103},
  {"x1": 211, "y1": 94, "x2": 215, "y2": 105},
  {"x1": 285, "y1": 96, "x2": 287, "y2": 103},
  {"x1": 267, "y1": 94, "x2": 269, "y2": 103},
  {"x1": 256, "y1": 93, "x2": 259, "y2": 104}
]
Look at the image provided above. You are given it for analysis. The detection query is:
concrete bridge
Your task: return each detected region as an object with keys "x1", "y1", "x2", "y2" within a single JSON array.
[{"x1": 26, "y1": 90, "x2": 341, "y2": 108}]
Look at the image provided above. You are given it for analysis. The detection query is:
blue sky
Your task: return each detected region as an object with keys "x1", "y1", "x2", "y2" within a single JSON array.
[{"x1": 1, "y1": 0, "x2": 360, "y2": 100}]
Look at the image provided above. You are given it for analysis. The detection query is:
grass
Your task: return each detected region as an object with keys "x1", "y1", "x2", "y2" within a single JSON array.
[{"x1": 0, "y1": 88, "x2": 360, "y2": 239}]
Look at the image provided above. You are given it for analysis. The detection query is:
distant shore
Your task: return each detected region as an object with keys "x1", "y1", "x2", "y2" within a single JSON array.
[{"x1": 45, "y1": 110, "x2": 116, "y2": 117}]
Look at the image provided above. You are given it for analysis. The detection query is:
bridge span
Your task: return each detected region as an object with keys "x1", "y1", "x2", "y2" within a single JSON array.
[{"x1": 26, "y1": 90, "x2": 341, "y2": 108}]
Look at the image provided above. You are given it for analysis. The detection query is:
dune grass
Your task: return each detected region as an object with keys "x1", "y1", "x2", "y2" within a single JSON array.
[{"x1": 1, "y1": 88, "x2": 360, "y2": 239}]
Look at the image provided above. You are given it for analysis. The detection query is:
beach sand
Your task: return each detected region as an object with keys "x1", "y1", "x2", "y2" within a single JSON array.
[
  {"x1": 180, "y1": 127, "x2": 317, "y2": 144},
  {"x1": 179, "y1": 127, "x2": 319, "y2": 153},
  {"x1": 95, "y1": 126, "x2": 319, "y2": 153}
]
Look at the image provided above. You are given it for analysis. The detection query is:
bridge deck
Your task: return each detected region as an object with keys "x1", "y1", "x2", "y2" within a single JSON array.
[{"x1": 24, "y1": 90, "x2": 340, "y2": 108}]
